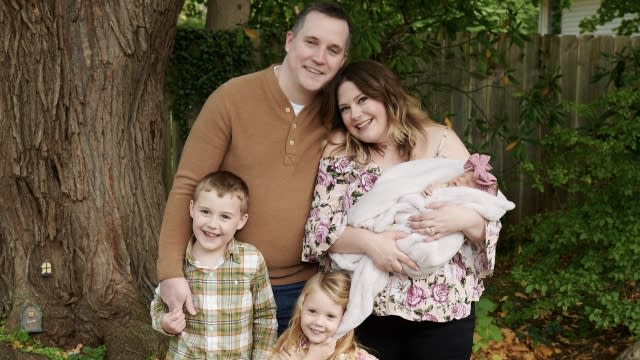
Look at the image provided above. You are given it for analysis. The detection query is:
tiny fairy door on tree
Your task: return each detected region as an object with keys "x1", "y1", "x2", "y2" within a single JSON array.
[{"x1": 20, "y1": 303, "x2": 43, "y2": 333}]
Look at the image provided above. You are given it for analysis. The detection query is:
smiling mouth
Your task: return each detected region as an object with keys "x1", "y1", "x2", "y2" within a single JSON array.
[
  {"x1": 355, "y1": 119, "x2": 373, "y2": 129},
  {"x1": 304, "y1": 66, "x2": 324, "y2": 76},
  {"x1": 202, "y1": 230, "x2": 220, "y2": 238}
]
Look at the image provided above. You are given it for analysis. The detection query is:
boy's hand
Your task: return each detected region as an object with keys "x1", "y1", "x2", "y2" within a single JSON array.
[
  {"x1": 161, "y1": 309, "x2": 186, "y2": 335},
  {"x1": 306, "y1": 338, "x2": 336, "y2": 360}
]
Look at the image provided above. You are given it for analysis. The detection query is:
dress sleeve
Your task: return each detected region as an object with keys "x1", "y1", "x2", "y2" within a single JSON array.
[
  {"x1": 302, "y1": 157, "x2": 358, "y2": 263},
  {"x1": 251, "y1": 253, "x2": 278, "y2": 360},
  {"x1": 474, "y1": 220, "x2": 501, "y2": 278}
]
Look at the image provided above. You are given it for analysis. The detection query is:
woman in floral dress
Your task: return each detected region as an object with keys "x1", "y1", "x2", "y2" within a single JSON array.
[{"x1": 302, "y1": 60, "x2": 501, "y2": 360}]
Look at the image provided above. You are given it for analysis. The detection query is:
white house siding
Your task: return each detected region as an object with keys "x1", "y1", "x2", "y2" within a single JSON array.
[{"x1": 561, "y1": 0, "x2": 637, "y2": 35}]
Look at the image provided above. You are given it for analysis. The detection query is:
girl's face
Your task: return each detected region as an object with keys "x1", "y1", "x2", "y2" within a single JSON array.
[
  {"x1": 337, "y1": 80, "x2": 391, "y2": 146},
  {"x1": 300, "y1": 288, "x2": 344, "y2": 344}
]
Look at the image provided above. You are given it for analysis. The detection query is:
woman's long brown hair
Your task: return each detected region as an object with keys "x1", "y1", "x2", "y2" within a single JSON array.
[{"x1": 326, "y1": 60, "x2": 434, "y2": 164}]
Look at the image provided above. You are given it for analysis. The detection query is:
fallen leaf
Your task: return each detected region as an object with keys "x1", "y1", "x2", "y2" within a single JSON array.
[
  {"x1": 535, "y1": 344, "x2": 554, "y2": 358},
  {"x1": 243, "y1": 28, "x2": 258, "y2": 39},
  {"x1": 501, "y1": 328, "x2": 516, "y2": 343},
  {"x1": 514, "y1": 291, "x2": 528, "y2": 299}
]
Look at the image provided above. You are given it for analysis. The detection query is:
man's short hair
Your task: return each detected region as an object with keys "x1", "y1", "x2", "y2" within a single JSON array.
[{"x1": 290, "y1": 2, "x2": 352, "y2": 51}]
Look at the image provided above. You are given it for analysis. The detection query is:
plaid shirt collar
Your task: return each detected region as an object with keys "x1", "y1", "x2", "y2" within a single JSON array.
[{"x1": 185, "y1": 237, "x2": 241, "y2": 269}]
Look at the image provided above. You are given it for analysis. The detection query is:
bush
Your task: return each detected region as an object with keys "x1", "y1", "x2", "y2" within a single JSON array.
[
  {"x1": 166, "y1": 27, "x2": 257, "y2": 140},
  {"x1": 504, "y1": 46, "x2": 640, "y2": 336}
]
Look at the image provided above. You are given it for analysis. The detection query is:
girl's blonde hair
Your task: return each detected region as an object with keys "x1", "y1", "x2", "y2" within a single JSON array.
[
  {"x1": 327, "y1": 60, "x2": 435, "y2": 164},
  {"x1": 271, "y1": 272, "x2": 358, "y2": 359}
]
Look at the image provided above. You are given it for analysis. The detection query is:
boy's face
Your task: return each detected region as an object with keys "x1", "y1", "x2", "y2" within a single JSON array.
[
  {"x1": 284, "y1": 11, "x2": 349, "y2": 94},
  {"x1": 189, "y1": 190, "x2": 248, "y2": 259},
  {"x1": 448, "y1": 171, "x2": 477, "y2": 189}
]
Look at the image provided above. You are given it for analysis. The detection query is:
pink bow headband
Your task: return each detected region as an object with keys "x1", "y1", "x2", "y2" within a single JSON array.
[{"x1": 464, "y1": 153, "x2": 497, "y2": 188}]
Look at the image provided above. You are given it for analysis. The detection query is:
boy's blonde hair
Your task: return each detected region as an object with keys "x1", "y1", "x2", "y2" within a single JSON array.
[
  {"x1": 272, "y1": 272, "x2": 359, "y2": 360},
  {"x1": 193, "y1": 171, "x2": 249, "y2": 214}
]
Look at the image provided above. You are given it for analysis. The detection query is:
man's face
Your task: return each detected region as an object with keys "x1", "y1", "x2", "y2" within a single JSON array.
[{"x1": 284, "y1": 11, "x2": 349, "y2": 94}]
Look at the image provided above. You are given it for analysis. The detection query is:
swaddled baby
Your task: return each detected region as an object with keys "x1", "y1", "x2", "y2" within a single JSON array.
[{"x1": 331, "y1": 154, "x2": 515, "y2": 337}]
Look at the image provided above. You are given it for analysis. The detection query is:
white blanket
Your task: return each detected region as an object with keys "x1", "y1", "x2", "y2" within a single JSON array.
[{"x1": 331, "y1": 158, "x2": 515, "y2": 337}]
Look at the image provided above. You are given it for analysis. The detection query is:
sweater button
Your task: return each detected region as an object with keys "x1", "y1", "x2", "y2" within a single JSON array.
[{"x1": 285, "y1": 107, "x2": 291, "y2": 113}]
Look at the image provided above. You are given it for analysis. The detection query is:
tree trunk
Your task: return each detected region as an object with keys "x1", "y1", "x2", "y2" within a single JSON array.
[
  {"x1": 0, "y1": 1, "x2": 183, "y2": 358},
  {"x1": 205, "y1": 0, "x2": 250, "y2": 30},
  {"x1": 618, "y1": 340, "x2": 640, "y2": 360}
]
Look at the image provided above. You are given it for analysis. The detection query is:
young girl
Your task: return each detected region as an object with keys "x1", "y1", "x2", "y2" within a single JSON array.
[{"x1": 271, "y1": 272, "x2": 377, "y2": 360}]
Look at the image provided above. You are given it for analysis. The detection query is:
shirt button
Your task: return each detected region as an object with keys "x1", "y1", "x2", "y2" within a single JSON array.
[
  {"x1": 285, "y1": 107, "x2": 291, "y2": 113},
  {"x1": 289, "y1": 140, "x2": 295, "y2": 146}
]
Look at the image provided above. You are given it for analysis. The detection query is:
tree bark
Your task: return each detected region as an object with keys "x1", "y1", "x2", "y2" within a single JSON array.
[
  {"x1": 618, "y1": 340, "x2": 640, "y2": 360},
  {"x1": 0, "y1": 1, "x2": 183, "y2": 358},
  {"x1": 206, "y1": 0, "x2": 250, "y2": 30}
]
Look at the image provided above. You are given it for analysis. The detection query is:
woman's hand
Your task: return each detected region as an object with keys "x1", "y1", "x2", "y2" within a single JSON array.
[
  {"x1": 365, "y1": 231, "x2": 418, "y2": 273},
  {"x1": 330, "y1": 227, "x2": 418, "y2": 274},
  {"x1": 407, "y1": 202, "x2": 486, "y2": 244}
]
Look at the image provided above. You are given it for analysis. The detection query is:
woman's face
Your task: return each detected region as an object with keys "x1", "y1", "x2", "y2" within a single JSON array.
[{"x1": 337, "y1": 80, "x2": 391, "y2": 145}]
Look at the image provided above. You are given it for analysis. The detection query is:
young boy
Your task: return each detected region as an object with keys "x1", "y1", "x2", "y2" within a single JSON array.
[{"x1": 151, "y1": 171, "x2": 277, "y2": 359}]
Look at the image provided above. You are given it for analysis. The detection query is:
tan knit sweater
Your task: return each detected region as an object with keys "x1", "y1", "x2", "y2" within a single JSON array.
[{"x1": 157, "y1": 66, "x2": 326, "y2": 285}]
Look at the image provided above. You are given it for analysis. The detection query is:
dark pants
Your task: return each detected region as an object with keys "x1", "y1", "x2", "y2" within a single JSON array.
[
  {"x1": 272, "y1": 281, "x2": 306, "y2": 335},
  {"x1": 355, "y1": 304, "x2": 476, "y2": 360}
]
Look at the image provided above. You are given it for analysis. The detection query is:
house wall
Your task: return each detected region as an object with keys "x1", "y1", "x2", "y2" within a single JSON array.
[{"x1": 561, "y1": 0, "x2": 636, "y2": 35}]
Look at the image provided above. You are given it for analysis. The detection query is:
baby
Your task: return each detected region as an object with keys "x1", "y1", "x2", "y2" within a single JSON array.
[
  {"x1": 424, "y1": 153, "x2": 498, "y2": 197},
  {"x1": 330, "y1": 153, "x2": 514, "y2": 337}
]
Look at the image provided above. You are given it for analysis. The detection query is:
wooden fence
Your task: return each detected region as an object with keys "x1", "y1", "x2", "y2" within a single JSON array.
[
  {"x1": 417, "y1": 33, "x2": 640, "y2": 224},
  {"x1": 163, "y1": 33, "x2": 640, "y2": 225}
]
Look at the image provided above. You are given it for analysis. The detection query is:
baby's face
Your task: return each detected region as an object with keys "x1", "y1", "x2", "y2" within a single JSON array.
[{"x1": 448, "y1": 171, "x2": 477, "y2": 188}]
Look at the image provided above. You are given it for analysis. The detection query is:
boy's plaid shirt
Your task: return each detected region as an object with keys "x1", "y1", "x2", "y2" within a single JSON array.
[{"x1": 151, "y1": 239, "x2": 277, "y2": 359}]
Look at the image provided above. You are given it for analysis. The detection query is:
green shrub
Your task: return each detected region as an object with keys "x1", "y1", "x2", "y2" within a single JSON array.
[
  {"x1": 474, "y1": 298, "x2": 504, "y2": 352},
  {"x1": 166, "y1": 27, "x2": 257, "y2": 140},
  {"x1": 505, "y1": 46, "x2": 640, "y2": 337}
]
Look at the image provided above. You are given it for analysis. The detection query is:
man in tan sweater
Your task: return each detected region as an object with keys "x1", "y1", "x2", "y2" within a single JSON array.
[{"x1": 157, "y1": 2, "x2": 352, "y2": 334}]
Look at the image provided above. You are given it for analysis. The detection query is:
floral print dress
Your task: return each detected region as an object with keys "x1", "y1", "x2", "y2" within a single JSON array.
[{"x1": 302, "y1": 156, "x2": 501, "y2": 322}]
